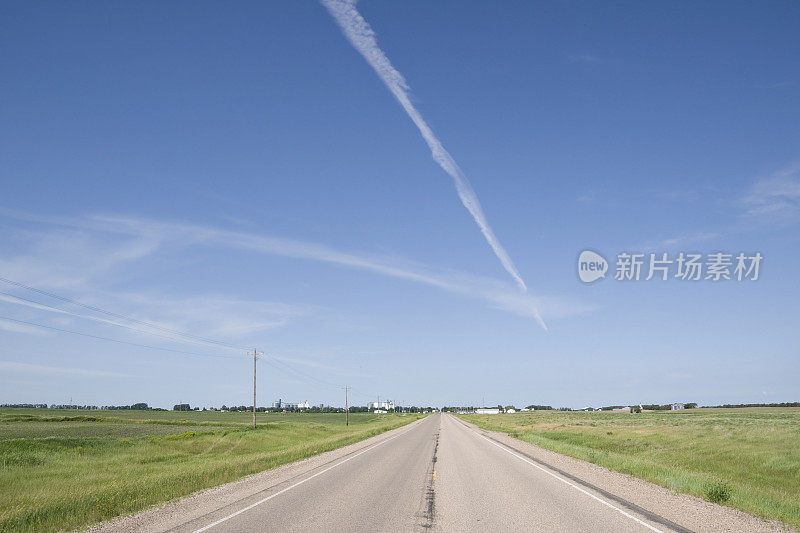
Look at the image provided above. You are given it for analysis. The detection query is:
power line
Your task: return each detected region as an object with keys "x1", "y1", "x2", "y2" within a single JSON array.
[
  {"x1": 0, "y1": 309, "x2": 353, "y2": 392},
  {"x1": 0, "y1": 278, "x2": 376, "y2": 400},
  {"x1": 0, "y1": 313, "x2": 357, "y2": 396},
  {"x1": 0, "y1": 315, "x2": 242, "y2": 360},
  {"x1": 266, "y1": 356, "x2": 343, "y2": 390},
  {"x1": 0, "y1": 291, "x2": 243, "y2": 352},
  {"x1": 0, "y1": 277, "x2": 247, "y2": 351}
]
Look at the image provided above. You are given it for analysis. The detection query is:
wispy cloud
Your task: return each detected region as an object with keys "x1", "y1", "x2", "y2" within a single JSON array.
[
  {"x1": 272, "y1": 354, "x2": 376, "y2": 378},
  {"x1": 0, "y1": 360, "x2": 130, "y2": 378},
  {"x1": 635, "y1": 231, "x2": 720, "y2": 252},
  {"x1": 320, "y1": 0, "x2": 544, "y2": 329},
  {"x1": 0, "y1": 291, "x2": 310, "y2": 346},
  {"x1": 0, "y1": 319, "x2": 50, "y2": 335},
  {"x1": 569, "y1": 53, "x2": 603, "y2": 64},
  {"x1": 741, "y1": 164, "x2": 800, "y2": 223},
  {"x1": 88, "y1": 214, "x2": 591, "y2": 323},
  {"x1": 0, "y1": 212, "x2": 595, "y2": 326}
]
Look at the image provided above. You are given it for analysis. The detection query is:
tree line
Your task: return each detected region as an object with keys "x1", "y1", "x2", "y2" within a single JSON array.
[
  {"x1": 706, "y1": 402, "x2": 800, "y2": 408},
  {"x1": 0, "y1": 403, "x2": 156, "y2": 410}
]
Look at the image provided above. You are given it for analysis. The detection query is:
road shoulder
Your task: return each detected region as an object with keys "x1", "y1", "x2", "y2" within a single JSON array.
[
  {"x1": 451, "y1": 415, "x2": 793, "y2": 533},
  {"x1": 88, "y1": 416, "x2": 427, "y2": 533}
]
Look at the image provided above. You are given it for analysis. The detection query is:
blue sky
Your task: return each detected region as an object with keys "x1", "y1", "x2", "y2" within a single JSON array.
[{"x1": 1, "y1": 1, "x2": 798, "y2": 409}]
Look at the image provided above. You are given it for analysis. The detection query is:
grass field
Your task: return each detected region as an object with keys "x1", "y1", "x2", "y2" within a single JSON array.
[
  {"x1": 0, "y1": 408, "x2": 422, "y2": 532},
  {"x1": 460, "y1": 407, "x2": 800, "y2": 529}
]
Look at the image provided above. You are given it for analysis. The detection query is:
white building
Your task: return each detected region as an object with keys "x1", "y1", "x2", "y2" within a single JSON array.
[
  {"x1": 297, "y1": 401, "x2": 310, "y2": 409},
  {"x1": 369, "y1": 400, "x2": 395, "y2": 410},
  {"x1": 671, "y1": 403, "x2": 685, "y2": 410},
  {"x1": 475, "y1": 408, "x2": 501, "y2": 414},
  {"x1": 612, "y1": 406, "x2": 631, "y2": 413}
]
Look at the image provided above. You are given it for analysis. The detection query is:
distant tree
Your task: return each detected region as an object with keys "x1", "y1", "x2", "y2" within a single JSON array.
[
  {"x1": 708, "y1": 402, "x2": 800, "y2": 408},
  {"x1": 684, "y1": 403, "x2": 698, "y2": 409}
]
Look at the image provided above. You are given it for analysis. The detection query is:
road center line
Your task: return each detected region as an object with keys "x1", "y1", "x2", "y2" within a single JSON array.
[
  {"x1": 192, "y1": 419, "x2": 424, "y2": 533},
  {"x1": 455, "y1": 417, "x2": 666, "y2": 533}
]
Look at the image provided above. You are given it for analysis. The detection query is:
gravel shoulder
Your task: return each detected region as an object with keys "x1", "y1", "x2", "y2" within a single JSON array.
[
  {"x1": 451, "y1": 415, "x2": 794, "y2": 533},
  {"x1": 87, "y1": 416, "x2": 426, "y2": 533}
]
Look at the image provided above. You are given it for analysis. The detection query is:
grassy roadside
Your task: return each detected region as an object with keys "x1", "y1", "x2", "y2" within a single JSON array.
[
  {"x1": 458, "y1": 408, "x2": 800, "y2": 529},
  {"x1": 0, "y1": 409, "x2": 422, "y2": 531}
]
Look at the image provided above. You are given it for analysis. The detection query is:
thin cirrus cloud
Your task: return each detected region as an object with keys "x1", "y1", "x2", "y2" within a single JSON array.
[
  {"x1": 0, "y1": 211, "x2": 594, "y2": 325},
  {"x1": 0, "y1": 360, "x2": 131, "y2": 378},
  {"x1": 88, "y1": 214, "x2": 594, "y2": 323},
  {"x1": 0, "y1": 318, "x2": 49, "y2": 336},
  {"x1": 320, "y1": 0, "x2": 546, "y2": 330},
  {"x1": 0, "y1": 292, "x2": 302, "y2": 348},
  {"x1": 741, "y1": 164, "x2": 800, "y2": 222}
]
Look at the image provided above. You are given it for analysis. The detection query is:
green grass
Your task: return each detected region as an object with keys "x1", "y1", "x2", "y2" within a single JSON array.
[
  {"x1": 0, "y1": 408, "x2": 422, "y2": 532},
  {"x1": 459, "y1": 407, "x2": 800, "y2": 529}
]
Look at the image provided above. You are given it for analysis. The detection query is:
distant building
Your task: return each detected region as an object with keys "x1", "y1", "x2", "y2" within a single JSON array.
[
  {"x1": 273, "y1": 400, "x2": 301, "y2": 409},
  {"x1": 612, "y1": 406, "x2": 631, "y2": 413},
  {"x1": 297, "y1": 401, "x2": 310, "y2": 409},
  {"x1": 506, "y1": 408, "x2": 516, "y2": 413},
  {"x1": 671, "y1": 403, "x2": 685, "y2": 410},
  {"x1": 475, "y1": 408, "x2": 501, "y2": 414},
  {"x1": 373, "y1": 409, "x2": 387, "y2": 414},
  {"x1": 369, "y1": 400, "x2": 395, "y2": 410}
]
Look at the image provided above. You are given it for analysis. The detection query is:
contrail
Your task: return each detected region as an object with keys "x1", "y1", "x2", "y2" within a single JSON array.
[{"x1": 321, "y1": 0, "x2": 546, "y2": 329}]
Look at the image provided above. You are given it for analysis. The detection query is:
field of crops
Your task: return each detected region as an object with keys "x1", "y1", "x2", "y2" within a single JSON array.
[
  {"x1": 0, "y1": 408, "x2": 420, "y2": 531},
  {"x1": 460, "y1": 407, "x2": 800, "y2": 529}
]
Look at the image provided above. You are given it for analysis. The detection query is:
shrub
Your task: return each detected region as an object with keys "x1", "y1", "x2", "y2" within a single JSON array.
[{"x1": 704, "y1": 481, "x2": 732, "y2": 504}]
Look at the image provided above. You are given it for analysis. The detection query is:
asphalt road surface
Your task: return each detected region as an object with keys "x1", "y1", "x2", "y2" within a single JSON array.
[{"x1": 98, "y1": 413, "x2": 786, "y2": 533}]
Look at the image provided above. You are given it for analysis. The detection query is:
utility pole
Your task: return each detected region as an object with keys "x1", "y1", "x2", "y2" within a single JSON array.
[
  {"x1": 250, "y1": 349, "x2": 264, "y2": 428},
  {"x1": 343, "y1": 386, "x2": 350, "y2": 426}
]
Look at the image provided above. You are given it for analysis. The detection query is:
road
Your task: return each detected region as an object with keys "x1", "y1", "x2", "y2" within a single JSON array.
[{"x1": 98, "y1": 413, "x2": 785, "y2": 533}]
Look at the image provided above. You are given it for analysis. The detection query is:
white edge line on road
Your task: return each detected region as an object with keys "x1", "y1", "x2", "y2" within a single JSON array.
[
  {"x1": 460, "y1": 418, "x2": 666, "y2": 533},
  {"x1": 192, "y1": 420, "x2": 422, "y2": 533}
]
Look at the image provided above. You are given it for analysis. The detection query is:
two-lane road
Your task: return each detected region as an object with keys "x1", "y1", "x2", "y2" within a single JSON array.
[{"x1": 98, "y1": 413, "x2": 784, "y2": 532}]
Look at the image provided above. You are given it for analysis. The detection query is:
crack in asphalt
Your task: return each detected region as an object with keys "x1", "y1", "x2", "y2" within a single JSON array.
[{"x1": 420, "y1": 421, "x2": 440, "y2": 531}]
